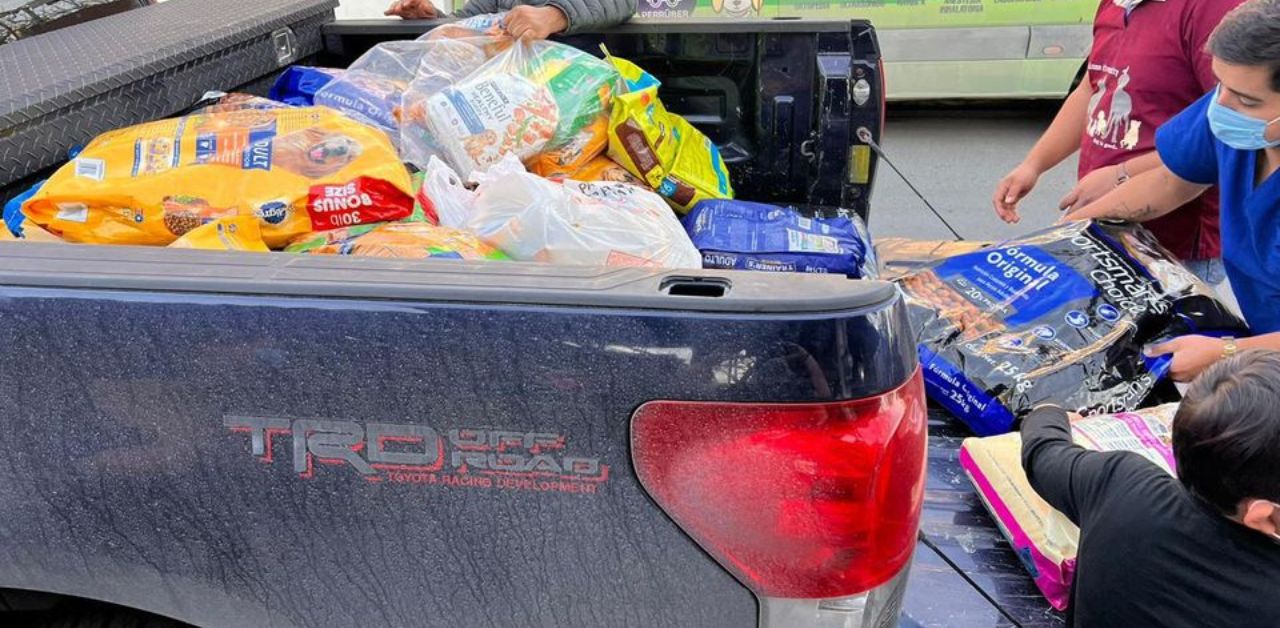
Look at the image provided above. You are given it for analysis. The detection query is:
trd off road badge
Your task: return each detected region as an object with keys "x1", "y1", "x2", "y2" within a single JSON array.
[{"x1": 225, "y1": 417, "x2": 609, "y2": 495}]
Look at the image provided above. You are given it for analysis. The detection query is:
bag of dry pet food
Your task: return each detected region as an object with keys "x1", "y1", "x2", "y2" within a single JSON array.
[
  {"x1": 959, "y1": 403, "x2": 1179, "y2": 610},
  {"x1": 875, "y1": 238, "x2": 995, "y2": 281},
  {"x1": 401, "y1": 38, "x2": 618, "y2": 176},
  {"x1": 528, "y1": 114, "x2": 609, "y2": 178},
  {"x1": 683, "y1": 199, "x2": 876, "y2": 277},
  {"x1": 566, "y1": 155, "x2": 646, "y2": 186},
  {"x1": 271, "y1": 66, "x2": 344, "y2": 107},
  {"x1": 605, "y1": 53, "x2": 733, "y2": 212},
  {"x1": 286, "y1": 221, "x2": 507, "y2": 260},
  {"x1": 169, "y1": 216, "x2": 269, "y2": 252},
  {"x1": 900, "y1": 221, "x2": 1246, "y2": 436},
  {"x1": 23, "y1": 106, "x2": 414, "y2": 249}
]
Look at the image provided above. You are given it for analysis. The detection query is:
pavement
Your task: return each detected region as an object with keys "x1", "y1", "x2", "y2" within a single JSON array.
[{"x1": 869, "y1": 104, "x2": 1079, "y2": 244}]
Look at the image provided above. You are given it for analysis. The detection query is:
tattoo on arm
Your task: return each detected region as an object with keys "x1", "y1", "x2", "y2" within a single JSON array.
[{"x1": 1114, "y1": 202, "x2": 1160, "y2": 221}]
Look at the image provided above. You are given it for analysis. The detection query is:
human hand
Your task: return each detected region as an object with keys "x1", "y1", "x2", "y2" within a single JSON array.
[
  {"x1": 992, "y1": 162, "x2": 1041, "y2": 224},
  {"x1": 385, "y1": 0, "x2": 439, "y2": 19},
  {"x1": 503, "y1": 5, "x2": 569, "y2": 40},
  {"x1": 1144, "y1": 335, "x2": 1227, "y2": 382},
  {"x1": 1060, "y1": 165, "x2": 1120, "y2": 213}
]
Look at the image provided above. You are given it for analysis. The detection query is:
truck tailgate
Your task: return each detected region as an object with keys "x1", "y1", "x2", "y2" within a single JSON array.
[{"x1": 0, "y1": 244, "x2": 915, "y2": 627}]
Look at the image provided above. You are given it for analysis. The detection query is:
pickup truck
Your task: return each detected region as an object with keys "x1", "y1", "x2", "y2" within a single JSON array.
[{"x1": 0, "y1": 2, "x2": 1064, "y2": 626}]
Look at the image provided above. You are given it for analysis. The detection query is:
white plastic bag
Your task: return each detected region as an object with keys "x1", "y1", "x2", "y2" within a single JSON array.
[
  {"x1": 423, "y1": 155, "x2": 701, "y2": 268},
  {"x1": 423, "y1": 156, "x2": 477, "y2": 229}
]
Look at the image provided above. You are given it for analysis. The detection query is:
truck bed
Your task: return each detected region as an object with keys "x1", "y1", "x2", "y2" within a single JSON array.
[{"x1": 902, "y1": 409, "x2": 1066, "y2": 627}]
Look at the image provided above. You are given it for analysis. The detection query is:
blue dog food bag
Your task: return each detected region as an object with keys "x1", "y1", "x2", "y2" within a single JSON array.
[
  {"x1": 682, "y1": 200, "x2": 875, "y2": 277},
  {"x1": 270, "y1": 66, "x2": 343, "y2": 106},
  {"x1": 900, "y1": 221, "x2": 1248, "y2": 436}
]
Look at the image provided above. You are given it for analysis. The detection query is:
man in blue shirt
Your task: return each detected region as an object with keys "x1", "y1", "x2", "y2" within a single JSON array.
[{"x1": 1067, "y1": 0, "x2": 1280, "y2": 382}]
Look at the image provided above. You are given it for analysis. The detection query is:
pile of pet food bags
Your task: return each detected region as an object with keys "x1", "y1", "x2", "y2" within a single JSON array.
[
  {"x1": 876, "y1": 223, "x2": 1248, "y2": 609},
  {"x1": 1, "y1": 13, "x2": 875, "y2": 277}
]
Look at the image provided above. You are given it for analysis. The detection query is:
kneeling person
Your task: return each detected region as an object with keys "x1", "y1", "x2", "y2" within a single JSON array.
[{"x1": 1021, "y1": 350, "x2": 1280, "y2": 626}]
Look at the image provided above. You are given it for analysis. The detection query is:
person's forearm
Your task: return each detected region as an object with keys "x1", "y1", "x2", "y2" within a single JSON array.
[
  {"x1": 1241, "y1": 333, "x2": 1280, "y2": 352},
  {"x1": 1068, "y1": 165, "x2": 1209, "y2": 222},
  {"x1": 1021, "y1": 80, "x2": 1092, "y2": 173},
  {"x1": 1117, "y1": 151, "x2": 1162, "y2": 179}
]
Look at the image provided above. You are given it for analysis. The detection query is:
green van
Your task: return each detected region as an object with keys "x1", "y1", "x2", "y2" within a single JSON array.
[{"x1": 612, "y1": 0, "x2": 1096, "y2": 100}]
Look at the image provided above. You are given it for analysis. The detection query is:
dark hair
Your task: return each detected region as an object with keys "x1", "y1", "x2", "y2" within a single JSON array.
[
  {"x1": 1208, "y1": 0, "x2": 1280, "y2": 93},
  {"x1": 1173, "y1": 350, "x2": 1280, "y2": 514}
]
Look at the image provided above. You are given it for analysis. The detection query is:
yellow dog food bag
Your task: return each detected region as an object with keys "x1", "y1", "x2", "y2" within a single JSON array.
[
  {"x1": 529, "y1": 115, "x2": 609, "y2": 178},
  {"x1": 168, "y1": 216, "x2": 269, "y2": 252},
  {"x1": 23, "y1": 107, "x2": 414, "y2": 249},
  {"x1": 604, "y1": 54, "x2": 733, "y2": 213}
]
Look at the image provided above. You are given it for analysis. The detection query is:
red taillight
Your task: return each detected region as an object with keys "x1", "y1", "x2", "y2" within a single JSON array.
[{"x1": 630, "y1": 369, "x2": 926, "y2": 599}]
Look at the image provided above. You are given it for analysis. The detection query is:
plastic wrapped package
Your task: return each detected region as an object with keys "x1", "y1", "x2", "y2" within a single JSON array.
[
  {"x1": 169, "y1": 216, "x2": 269, "y2": 251},
  {"x1": 422, "y1": 154, "x2": 700, "y2": 268},
  {"x1": 270, "y1": 66, "x2": 344, "y2": 106},
  {"x1": 959, "y1": 403, "x2": 1179, "y2": 610},
  {"x1": 401, "y1": 38, "x2": 618, "y2": 176},
  {"x1": 605, "y1": 53, "x2": 733, "y2": 212},
  {"x1": 22, "y1": 106, "x2": 415, "y2": 248},
  {"x1": 683, "y1": 200, "x2": 876, "y2": 277},
  {"x1": 313, "y1": 41, "x2": 433, "y2": 140},
  {"x1": 286, "y1": 221, "x2": 507, "y2": 260},
  {"x1": 899, "y1": 221, "x2": 1248, "y2": 435},
  {"x1": 418, "y1": 12, "x2": 509, "y2": 52}
]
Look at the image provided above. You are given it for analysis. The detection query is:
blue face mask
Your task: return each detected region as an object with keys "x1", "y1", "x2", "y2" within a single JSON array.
[{"x1": 1207, "y1": 86, "x2": 1280, "y2": 151}]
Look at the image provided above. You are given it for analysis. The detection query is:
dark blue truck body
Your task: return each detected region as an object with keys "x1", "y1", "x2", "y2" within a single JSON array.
[{"x1": 0, "y1": 2, "x2": 1065, "y2": 625}]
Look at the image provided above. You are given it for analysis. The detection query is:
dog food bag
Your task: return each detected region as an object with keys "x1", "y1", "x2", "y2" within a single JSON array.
[
  {"x1": 2, "y1": 181, "x2": 61, "y2": 242},
  {"x1": 534, "y1": 154, "x2": 647, "y2": 186},
  {"x1": 23, "y1": 106, "x2": 415, "y2": 249},
  {"x1": 605, "y1": 53, "x2": 733, "y2": 212},
  {"x1": 288, "y1": 221, "x2": 508, "y2": 261},
  {"x1": 564, "y1": 155, "x2": 646, "y2": 186},
  {"x1": 401, "y1": 39, "x2": 616, "y2": 176},
  {"x1": 959, "y1": 403, "x2": 1179, "y2": 610},
  {"x1": 529, "y1": 114, "x2": 609, "y2": 178},
  {"x1": 271, "y1": 66, "x2": 344, "y2": 107},
  {"x1": 875, "y1": 238, "x2": 995, "y2": 281},
  {"x1": 900, "y1": 221, "x2": 1247, "y2": 436},
  {"x1": 683, "y1": 199, "x2": 876, "y2": 277},
  {"x1": 169, "y1": 216, "x2": 269, "y2": 252}
]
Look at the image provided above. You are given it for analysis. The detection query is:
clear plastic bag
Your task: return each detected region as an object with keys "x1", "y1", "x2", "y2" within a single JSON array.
[
  {"x1": 400, "y1": 36, "x2": 619, "y2": 177},
  {"x1": 314, "y1": 41, "x2": 432, "y2": 141},
  {"x1": 422, "y1": 154, "x2": 701, "y2": 268}
]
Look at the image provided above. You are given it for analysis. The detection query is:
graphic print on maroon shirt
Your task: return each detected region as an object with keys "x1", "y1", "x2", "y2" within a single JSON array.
[{"x1": 1078, "y1": 0, "x2": 1241, "y2": 261}]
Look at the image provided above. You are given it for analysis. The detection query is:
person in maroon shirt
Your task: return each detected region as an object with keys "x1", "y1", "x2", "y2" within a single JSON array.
[{"x1": 992, "y1": 0, "x2": 1242, "y2": 284}]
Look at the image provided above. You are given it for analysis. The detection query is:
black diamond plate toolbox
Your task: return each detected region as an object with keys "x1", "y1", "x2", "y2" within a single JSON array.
[{"x1": 0, "y1": 0, "x2": 338, "y2": 189}]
